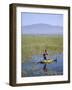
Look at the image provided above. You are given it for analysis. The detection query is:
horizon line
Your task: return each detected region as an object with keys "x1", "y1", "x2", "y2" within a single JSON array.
[{"x1": 21, "y1": 23, "x2": 63, "y2": 27}]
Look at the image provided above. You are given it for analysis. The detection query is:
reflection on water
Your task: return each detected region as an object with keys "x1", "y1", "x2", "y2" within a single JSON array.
[{"x1": 21, "y1": 53, "x2": 63, "y2": 77}]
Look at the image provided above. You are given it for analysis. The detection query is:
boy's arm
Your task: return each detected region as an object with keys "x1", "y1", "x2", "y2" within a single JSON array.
[{"x1": 46, "y1": 52, "x2": 48, "y2": 55}]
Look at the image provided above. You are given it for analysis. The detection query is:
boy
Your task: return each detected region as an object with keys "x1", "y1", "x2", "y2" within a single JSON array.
[
  {"x1": 43, "y1": 49, "x2": 48, "y2": 72},
  {"x1": 43, "y1": 49, "x2": 48, "y2": 60}
]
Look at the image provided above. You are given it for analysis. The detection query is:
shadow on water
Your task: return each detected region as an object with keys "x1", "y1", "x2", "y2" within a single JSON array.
[{"x1": 22, "y1": 53, "x2": 63, "y2": 77}]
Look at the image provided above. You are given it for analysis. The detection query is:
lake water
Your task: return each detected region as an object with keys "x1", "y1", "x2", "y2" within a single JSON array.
[{"x1": 22, "y1": 53, "x2": 63, "y2": 77}]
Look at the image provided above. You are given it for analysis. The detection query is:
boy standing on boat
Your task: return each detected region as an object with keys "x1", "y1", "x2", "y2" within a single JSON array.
[
  {"x1": 43, "y1": 49, "x2": 48, "y2": 72},
  {"x1": 43, "y1": 49, "x2": 48, "y2": 60}
]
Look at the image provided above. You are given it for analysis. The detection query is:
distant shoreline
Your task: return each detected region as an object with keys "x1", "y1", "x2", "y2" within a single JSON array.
[{"x1": 21, "y1": 34, "x2": 63, "y2": 36}]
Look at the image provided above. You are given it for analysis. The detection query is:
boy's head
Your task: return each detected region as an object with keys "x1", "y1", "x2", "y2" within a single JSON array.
[{"x1": 45, "y1": 49, "x2": 47, "y2": 52}]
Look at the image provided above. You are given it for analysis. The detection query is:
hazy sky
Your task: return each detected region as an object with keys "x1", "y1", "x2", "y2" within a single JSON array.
[{"x1": 21, "y1": 12, "x2": 63, "y2": 27}]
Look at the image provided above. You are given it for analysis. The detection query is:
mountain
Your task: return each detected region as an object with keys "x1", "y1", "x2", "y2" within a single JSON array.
[{"x1": 21, "y1": 23, "x2": 63, "y2": 35}]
